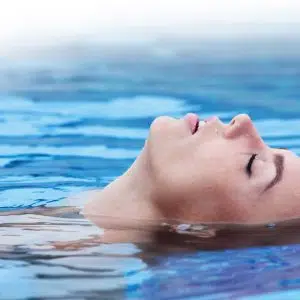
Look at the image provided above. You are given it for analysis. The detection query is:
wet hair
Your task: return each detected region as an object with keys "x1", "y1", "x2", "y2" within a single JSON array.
[{"x1": 147, "y1": 219, "x2": 300, "y2": 252}]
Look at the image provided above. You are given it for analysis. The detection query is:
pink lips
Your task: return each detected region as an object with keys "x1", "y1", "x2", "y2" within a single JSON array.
[
  {"x1": 184, "y1": 114, "x2": 217, "y2": 134},
  {"x1": 184, "y1": 113, "x2": 200, "y2": 134}
]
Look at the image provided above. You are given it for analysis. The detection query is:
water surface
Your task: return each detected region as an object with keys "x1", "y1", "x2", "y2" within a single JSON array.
[{"x1": 1, "y1": 42, "x2": 300, "y2": 299}]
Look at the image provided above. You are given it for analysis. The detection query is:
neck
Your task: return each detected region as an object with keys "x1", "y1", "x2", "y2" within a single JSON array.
[{"x1": 83, "y1": 150, "x2": 163, "y2": 231}]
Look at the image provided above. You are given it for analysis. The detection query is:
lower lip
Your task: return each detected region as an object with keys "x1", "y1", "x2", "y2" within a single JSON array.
[{"x1": 184, "y1": 113, "x2": 199, "y2": 134}]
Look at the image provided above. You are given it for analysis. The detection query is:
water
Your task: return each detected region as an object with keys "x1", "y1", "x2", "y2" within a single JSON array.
[{"x1": 1, "y1": 41, "x2": 300, "y2": 299}]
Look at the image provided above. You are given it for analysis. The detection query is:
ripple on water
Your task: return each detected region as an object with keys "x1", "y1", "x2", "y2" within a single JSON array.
[{"x1": 2, "y1": 53, "x2": 300, "y2": 299}]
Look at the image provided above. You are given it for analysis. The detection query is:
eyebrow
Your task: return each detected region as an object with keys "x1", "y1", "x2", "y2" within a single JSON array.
[{"x1": 264, "y1": 154, "x2": 285, "y2": 192}]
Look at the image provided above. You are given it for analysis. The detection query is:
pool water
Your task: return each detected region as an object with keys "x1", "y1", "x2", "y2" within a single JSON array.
[{"x1": 1, "y1": 42, "x2": 300, "y2": 299}]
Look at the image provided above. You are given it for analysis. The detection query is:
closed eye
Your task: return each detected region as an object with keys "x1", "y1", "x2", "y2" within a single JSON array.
[{"x1": 246, "y1": 154, "x2": 257, "y2": 177}]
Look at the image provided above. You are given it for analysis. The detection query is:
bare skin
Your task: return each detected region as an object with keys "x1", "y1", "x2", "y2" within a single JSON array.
[
  {"x1": 84, "y1": 113, "x2": 300, "y2": 237},
  {"x1": 4, "y1": 113, "x2": 300, "y2": 245}
]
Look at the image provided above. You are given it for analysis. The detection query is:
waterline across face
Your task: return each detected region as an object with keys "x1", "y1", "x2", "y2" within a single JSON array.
[{"x1": 144, "y1": 113, "x2": 300, "y2": 224}]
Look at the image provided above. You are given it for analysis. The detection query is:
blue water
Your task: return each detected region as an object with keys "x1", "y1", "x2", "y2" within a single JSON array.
[{"x1": 1, "y1": 42, "x2": 300, "y2": 299}]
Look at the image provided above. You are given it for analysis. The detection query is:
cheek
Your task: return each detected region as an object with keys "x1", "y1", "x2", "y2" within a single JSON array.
[
  {"x1": 146, "y1": 131, "x2": 254, "y2": 221},
  {"x1": 147, "y1": 138, "x2": 219, "y2": 196},
  {"x1": 178, "y1": 166, "x2": 255, "y2": 222},
  {"x1": 164, "y1": 184, "x2": 244, "y2": 223}
]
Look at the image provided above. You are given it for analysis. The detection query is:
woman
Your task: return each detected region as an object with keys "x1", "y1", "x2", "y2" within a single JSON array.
[
  {"x1": 3, "y1": 113, "x2": 300, "y2": 247},
  {"x1": 83, "y1": 113, "x2": 300, "y2": 236}
]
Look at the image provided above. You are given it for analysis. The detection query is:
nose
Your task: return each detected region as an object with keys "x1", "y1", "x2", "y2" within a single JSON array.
[{"x1": 224, "y1": 114, "x2": 264, "y2": 148}]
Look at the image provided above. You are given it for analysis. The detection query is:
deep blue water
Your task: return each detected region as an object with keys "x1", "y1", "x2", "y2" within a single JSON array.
[{"x1": 1, "y1": 42, "x2": 300, "y2": 299}]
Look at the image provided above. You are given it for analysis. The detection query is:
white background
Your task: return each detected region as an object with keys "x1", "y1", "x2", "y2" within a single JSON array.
[{"x1": 0, "y1": 0, "x2": 299, "y2": 46}]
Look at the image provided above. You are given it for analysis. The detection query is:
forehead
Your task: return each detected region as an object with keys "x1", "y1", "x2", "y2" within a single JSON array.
[
  {"x1": 263, "y1": 152, "x2": 300, "y2": 220},
  {"x1": 275, "y1": 152, "x2": 300, "y2": 193}
]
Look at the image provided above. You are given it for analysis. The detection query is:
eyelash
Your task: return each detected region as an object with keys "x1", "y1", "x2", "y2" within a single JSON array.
[{"x1": 246, "y1": 154, "x2": 257, "y2": 176}]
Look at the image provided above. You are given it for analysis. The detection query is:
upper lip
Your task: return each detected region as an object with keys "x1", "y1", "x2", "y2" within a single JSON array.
[
  {"x1": 184, "y1": 114, "x2": 216, "y2": 134},
  {"x1": 194, "y1": 120, "x2": 208, "y2": 134}
]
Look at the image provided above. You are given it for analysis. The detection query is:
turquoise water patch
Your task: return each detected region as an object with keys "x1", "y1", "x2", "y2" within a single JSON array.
[{"x1": 1, "y1": 46, "x2": 300, "y2": 299}]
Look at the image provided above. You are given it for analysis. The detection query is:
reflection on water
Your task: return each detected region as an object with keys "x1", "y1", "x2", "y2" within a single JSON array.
[
  {"x1": 1, "y1": 43, "x2": 300, "y2": 299},
  {"x1": 0, "y1": 212, "x2": 148, "y2": 300},
  {"x1": 3, "y1": 210, "x2": 300, "y2": 299}
]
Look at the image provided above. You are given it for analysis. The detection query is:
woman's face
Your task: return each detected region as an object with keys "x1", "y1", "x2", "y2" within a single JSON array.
[{"x1": 145, "y1": 113, "x2": 300, "y2": 224}]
